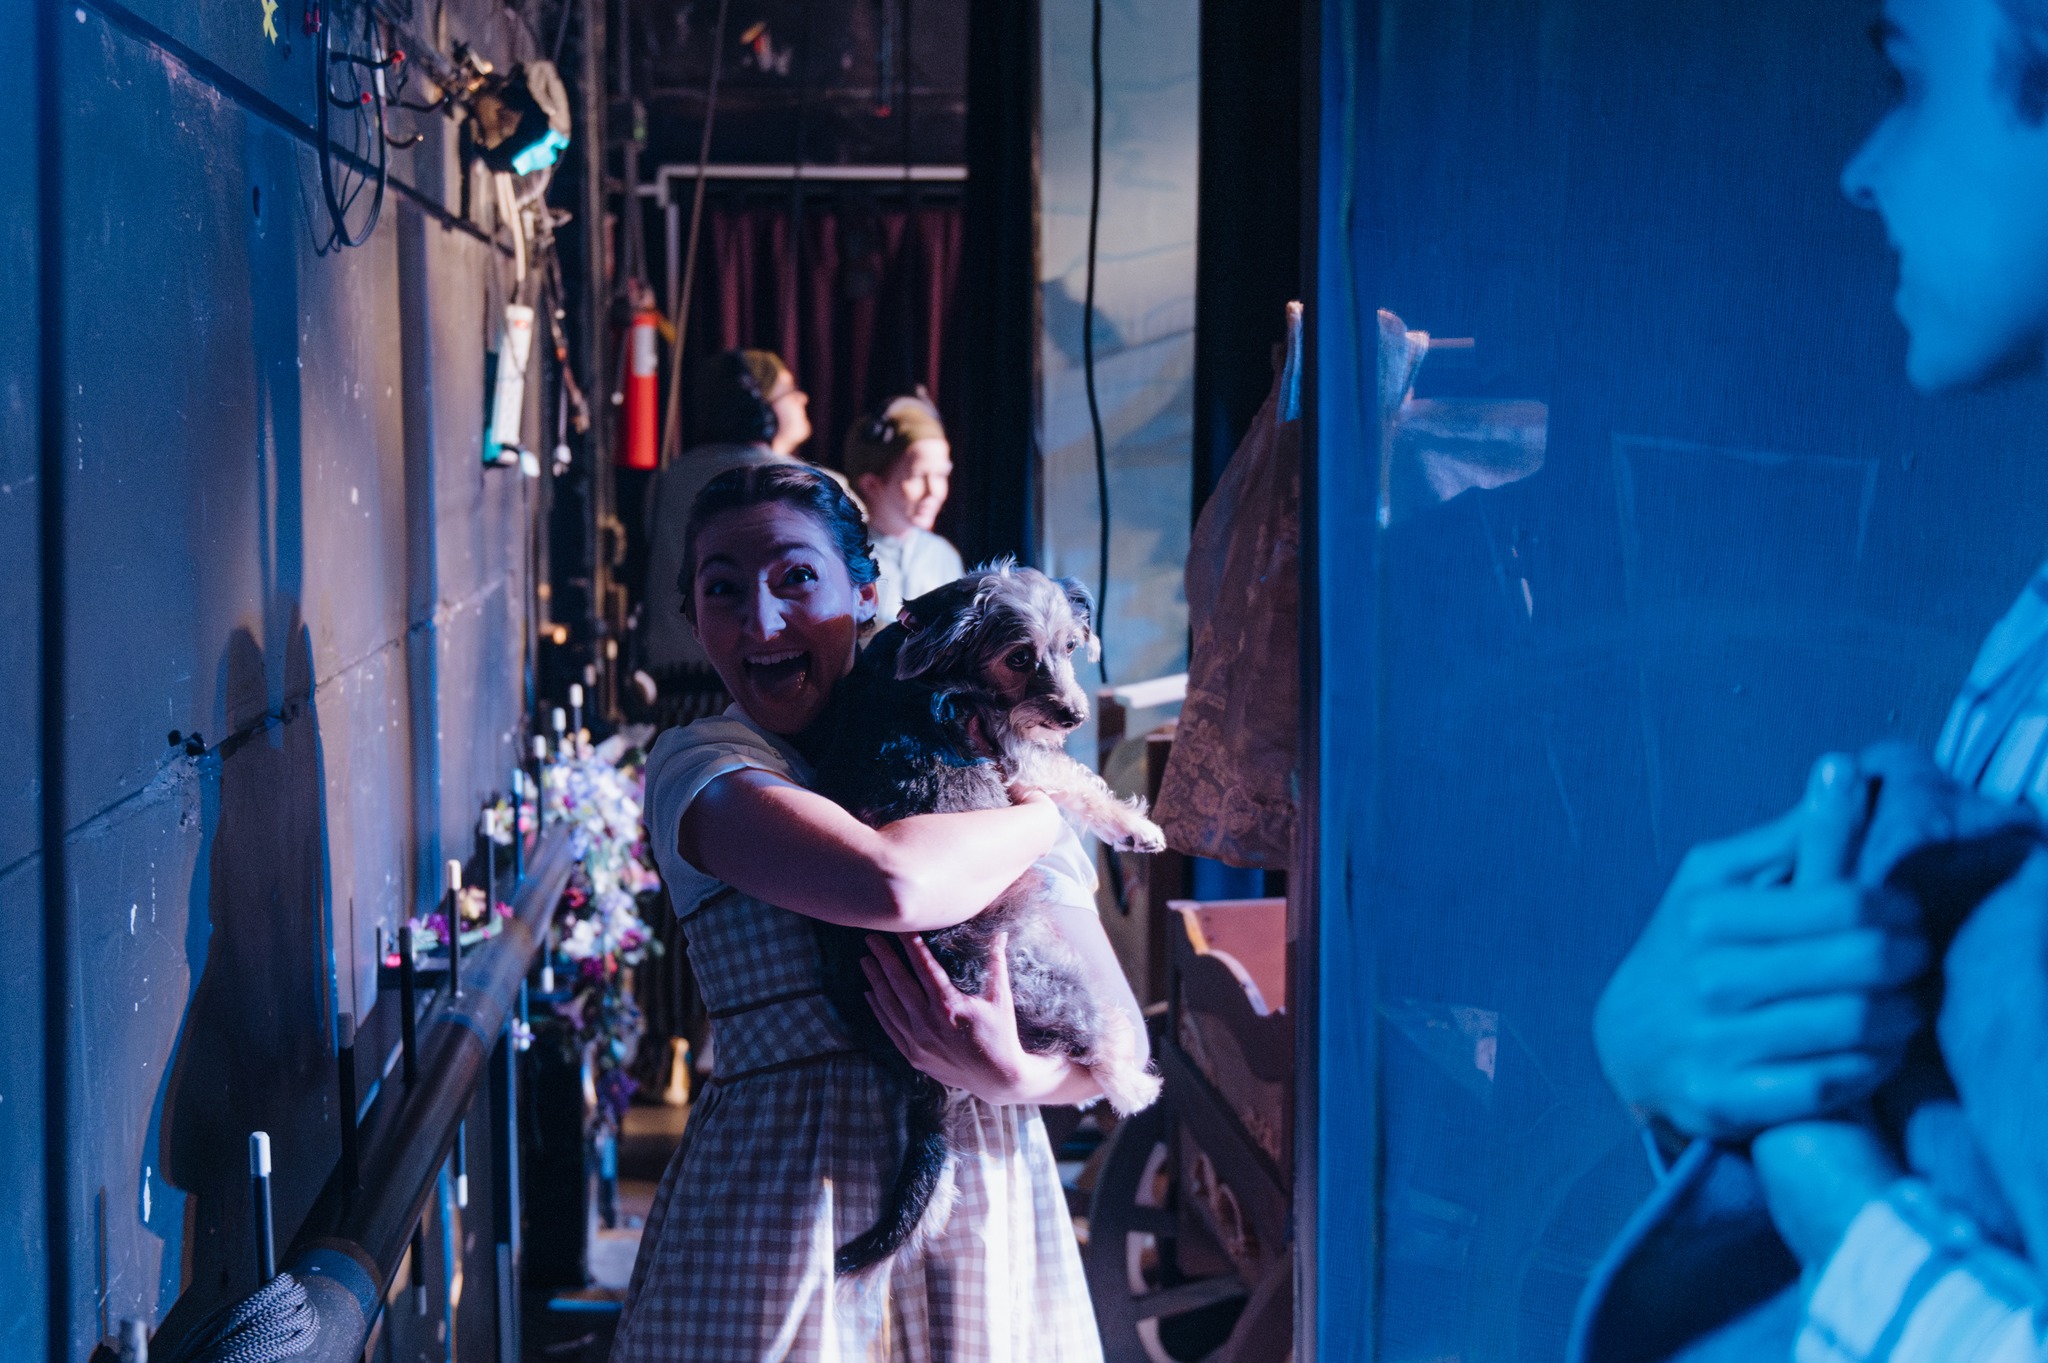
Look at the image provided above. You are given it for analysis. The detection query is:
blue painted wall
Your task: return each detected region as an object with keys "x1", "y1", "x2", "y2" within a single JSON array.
[
  {"x1": 4, "y1": 2, "x2": 48, "y2": 1358},
  {"x1": 7, "y1": 3, "x2": 543, "y2": 1354},
  {"x1": 1314, "y1": 2, "x2": 2048, "y2": 1359}
]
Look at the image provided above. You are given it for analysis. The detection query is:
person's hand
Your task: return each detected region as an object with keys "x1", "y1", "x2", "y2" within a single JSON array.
[
  {"x1": 1752, "y1": 1117, "x2": 1902, "y2": 1266},
  {"x1": 1594, "y1": 754, "x2": 1929, "y2": 1142},
  {"x1": 863, "y1": 931, "x2": 1042, "y2": 1103}
]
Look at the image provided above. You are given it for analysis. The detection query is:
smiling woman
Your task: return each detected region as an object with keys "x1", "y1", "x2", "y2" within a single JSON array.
[
  {"x1": 680, "y1": 465, "x2": 879, "y2": 732},
  {"x1": 1840, "y1": 0, "x2": 2048, "y2": 393},
  {"x1": 611, "y1": 462, "x2": 1111, "y2": 1362}
]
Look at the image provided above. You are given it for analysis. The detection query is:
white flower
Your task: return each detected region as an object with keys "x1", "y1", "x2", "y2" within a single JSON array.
[
  {"x1": 562, "y1": 917, "x2": 601, "y2": 960},
  {"x1": 543, "y1": 742, "x2": 661, "y2": 967}
]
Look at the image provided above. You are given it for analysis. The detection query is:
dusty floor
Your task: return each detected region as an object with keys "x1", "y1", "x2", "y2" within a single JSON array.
[{"x1": 522, "y1": 1099, "x2": 688, "y2": 1361}]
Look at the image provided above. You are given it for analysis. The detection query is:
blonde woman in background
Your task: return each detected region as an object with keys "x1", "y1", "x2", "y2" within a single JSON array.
[{"x1": 844, "y1": 394, "x2": 966, "y2": 621}]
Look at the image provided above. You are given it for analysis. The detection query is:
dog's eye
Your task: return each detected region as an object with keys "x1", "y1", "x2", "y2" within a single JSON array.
[
  {"x1": 1005, "y1": 648, "x2": 1034, "y2": 672},
  {"x1": 1064, "y1": 639, "x2": 1078, "y2": 655}
]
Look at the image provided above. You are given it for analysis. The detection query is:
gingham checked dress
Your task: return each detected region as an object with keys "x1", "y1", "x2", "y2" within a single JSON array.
[{"x1": 612, "y1": 709, "x2": 1105, "y2": 1363}]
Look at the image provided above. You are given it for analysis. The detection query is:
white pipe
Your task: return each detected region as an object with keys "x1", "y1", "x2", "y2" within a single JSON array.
[{"x1": 639, "y1": 162, "x2": 969, "y2": 200}]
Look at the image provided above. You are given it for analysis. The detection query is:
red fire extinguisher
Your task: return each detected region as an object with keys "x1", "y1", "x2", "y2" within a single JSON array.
[{"x1": 619, "y1": 300, "x2": 660, "y2": 469}]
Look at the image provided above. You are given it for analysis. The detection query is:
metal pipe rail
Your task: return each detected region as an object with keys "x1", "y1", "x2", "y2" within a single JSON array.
[
  {"x1": 171, "y1": 825, "x2": 577, "y2": 1363},
  {"x1": 637, "y1": 161, "x2": 969, "y2": 202}
]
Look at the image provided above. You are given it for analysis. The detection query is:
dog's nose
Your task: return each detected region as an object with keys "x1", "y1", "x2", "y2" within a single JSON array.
[{"x1": 1048, "y1": 704, "x2": 1085, "y2": 730}]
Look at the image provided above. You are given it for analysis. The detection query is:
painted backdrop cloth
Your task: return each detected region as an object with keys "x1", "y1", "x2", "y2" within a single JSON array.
[
  {"x1": 1154, "y1": 364, "x2": 1301, "y2": 870},
  {"x1": 611, "y1": 711, "x2": 1102, "y2": 1363}
]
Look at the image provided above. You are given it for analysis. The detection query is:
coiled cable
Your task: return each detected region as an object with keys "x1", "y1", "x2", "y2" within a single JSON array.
[{"x1": 316, "y1": 3, "x2": 389, "y2": 251}]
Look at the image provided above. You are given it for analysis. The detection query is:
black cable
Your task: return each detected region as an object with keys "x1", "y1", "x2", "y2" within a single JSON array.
[
  {"x1": 83, "y1": 0, "x2": 500, "y2": 253},
  {"x1": 377, "y1": 34, "x2": 427, "y2": 150},
  {"x1": 384, "y1": 50, "x2": 447, "y2": 117},
  {"x1": 316, "y1": 3, "x2": 389, "y2": 250},
  {"x1": 550, "y1": 0, "x2": 573, "y2": 64},
  {"x1": 1083, "y1": 0, "x2": 1110, "y2": 684}
]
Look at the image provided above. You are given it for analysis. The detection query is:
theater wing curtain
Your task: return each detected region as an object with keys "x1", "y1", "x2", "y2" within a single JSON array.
[{"x1": 683, "y1": 194, "x2": 965, "y2": 481}]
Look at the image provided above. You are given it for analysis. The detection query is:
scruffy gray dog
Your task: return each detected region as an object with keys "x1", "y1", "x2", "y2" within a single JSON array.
[{"x1": 809, "y1": 560, "x2": 1165, "y2": 1274}]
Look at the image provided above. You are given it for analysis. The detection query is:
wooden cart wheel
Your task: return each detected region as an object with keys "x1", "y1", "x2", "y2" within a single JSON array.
[{"x1": 1085, "y1": 1104, "x2": 1249, "y2": 1363}]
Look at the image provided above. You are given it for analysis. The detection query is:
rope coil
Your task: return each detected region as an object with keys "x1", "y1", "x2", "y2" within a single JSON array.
[{"x1": 167, "y1": 1273, "x2": 318, "y2": 1363}]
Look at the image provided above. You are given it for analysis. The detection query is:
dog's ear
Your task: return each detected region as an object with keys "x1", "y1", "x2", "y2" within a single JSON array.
[
  {"x1": 1057, "y1": 576, "x2": 1103, "y2": 663},
  {"x1": 896, "y1": 578, "x2": 986, "y2": 680},
  {"x1": 1057, "y1": 576, "x2": 1094, "y2": 629}
]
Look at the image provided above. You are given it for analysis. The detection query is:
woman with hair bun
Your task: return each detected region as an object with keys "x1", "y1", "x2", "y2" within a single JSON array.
[
  {"x1": 641, "y1": 350, "x2": 815, "y2": 720},
  {"x1": 844, "y1": 392, "x2": 966, "y2": 622},
  {"x1": 613, "y1": 462, "x2": 1113, "y2": 1362}
]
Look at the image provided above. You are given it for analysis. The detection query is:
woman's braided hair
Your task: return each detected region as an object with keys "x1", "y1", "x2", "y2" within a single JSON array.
[{"x1": 679, "y1": 463, "x2": 879, "y2": 619}]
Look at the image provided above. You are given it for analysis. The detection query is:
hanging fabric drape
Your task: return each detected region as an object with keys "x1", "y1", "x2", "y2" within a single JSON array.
[
  {"x1": 1153, "y1": 304, "x2": 1306, "y2": 871},
  {"x1": 676, "y1": 193, "x2": 965, "y2": 470}
]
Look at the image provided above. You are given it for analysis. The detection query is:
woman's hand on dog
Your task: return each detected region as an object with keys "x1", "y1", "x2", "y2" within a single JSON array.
[
  {"x1": 863, "y1": 931, "x2": 1026, "y2": 1099},
  {"x1": 862, "y1": 932, "x2": 1106, "y2": 1107}
]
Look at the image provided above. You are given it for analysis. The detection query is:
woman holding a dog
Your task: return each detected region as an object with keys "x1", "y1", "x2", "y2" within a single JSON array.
[{"x1": 611, "y1": 462, "x2": 1123, "y2": 1362}]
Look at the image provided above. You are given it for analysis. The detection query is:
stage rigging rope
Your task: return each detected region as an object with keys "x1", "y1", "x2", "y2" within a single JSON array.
[{"x1": 165, "y1": 1274, "x2": 318, "y2": 1363}]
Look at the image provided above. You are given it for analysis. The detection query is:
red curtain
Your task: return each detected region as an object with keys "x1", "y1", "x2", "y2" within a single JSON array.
[{"x1": 682, "y1": 195, "x2": 965, "y2": 471}]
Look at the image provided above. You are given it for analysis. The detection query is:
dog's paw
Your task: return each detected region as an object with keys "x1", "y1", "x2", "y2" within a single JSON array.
[
  {"x1": 1087, "y1": 1005, "x2": 1166, "y2": 1114},
  {"x1": 1107, "y1": 815, "x2": 1168, "y2": 855},
  {"x1": 1094, "y1": 1060, "x2": 1165, "y2": 1116}
]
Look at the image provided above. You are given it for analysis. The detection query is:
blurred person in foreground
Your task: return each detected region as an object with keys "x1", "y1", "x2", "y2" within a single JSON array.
[{"x1": 1574, "y1": 3, "x2": 2048, "y2": 1360}]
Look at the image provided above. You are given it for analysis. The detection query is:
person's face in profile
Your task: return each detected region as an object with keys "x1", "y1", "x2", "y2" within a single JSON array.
[{"x1": 1843, "y1": 0, "x2": 2048, "y2": 392}]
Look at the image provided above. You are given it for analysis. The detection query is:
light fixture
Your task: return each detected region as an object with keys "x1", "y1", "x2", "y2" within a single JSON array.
[{"x1": 469, "y1": 60, "x2": 572, "y2": 175}]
